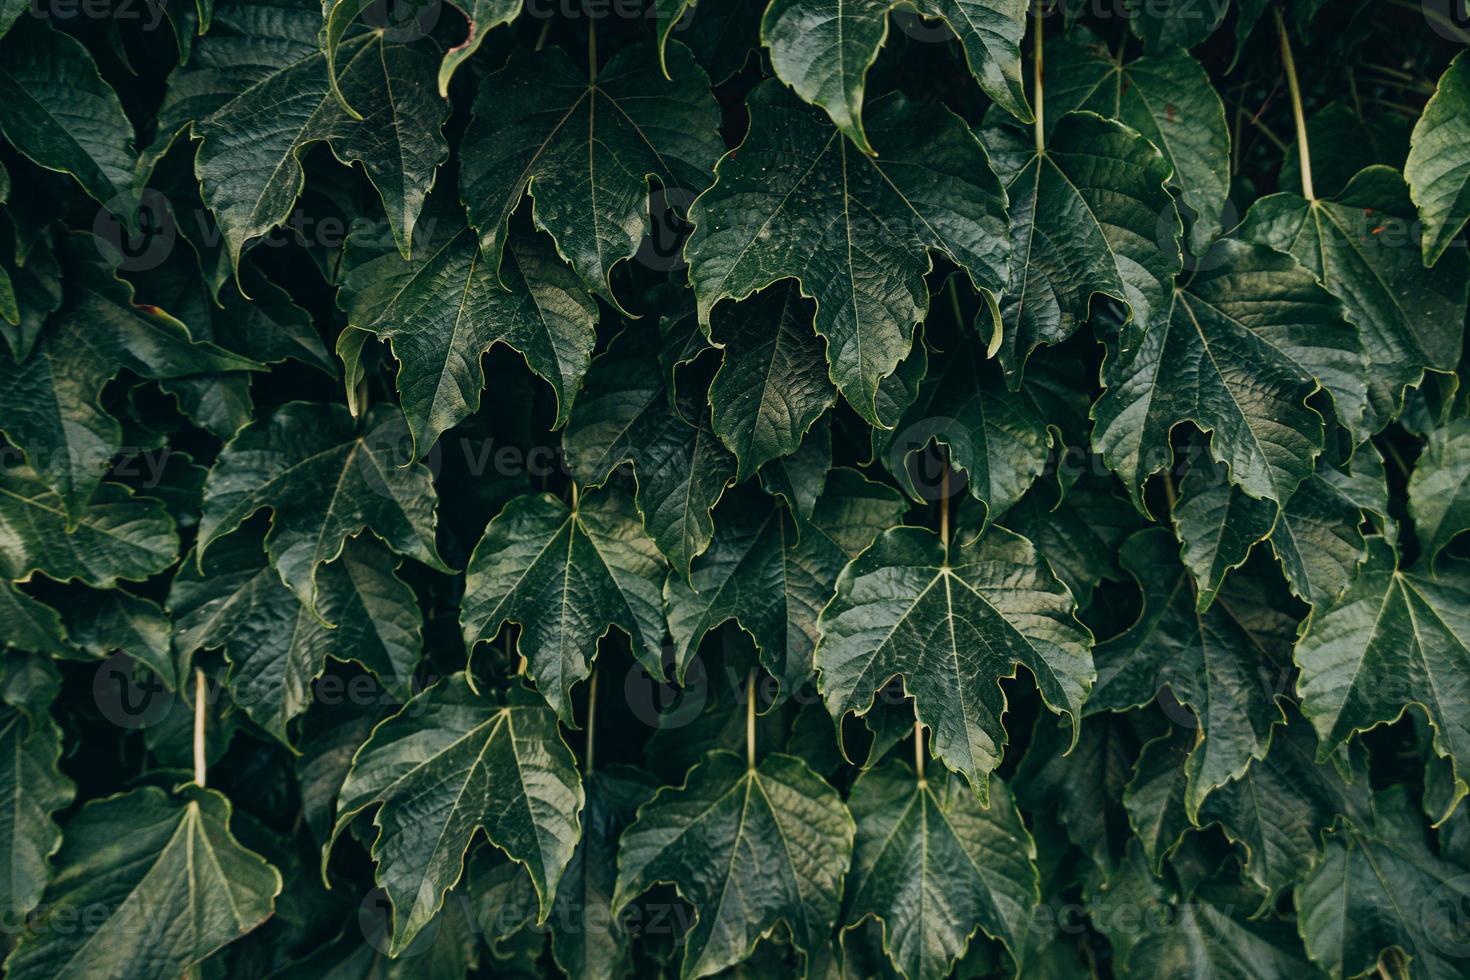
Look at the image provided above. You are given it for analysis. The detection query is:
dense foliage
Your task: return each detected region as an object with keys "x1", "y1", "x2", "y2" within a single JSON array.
[{"x1": 2, "y1": 0, "x2": 1470, "y2": 975}]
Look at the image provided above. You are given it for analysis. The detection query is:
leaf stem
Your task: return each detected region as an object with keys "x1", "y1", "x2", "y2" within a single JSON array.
[
  {"x1": 192, "y1": 668, "x2": 207, "y2": 789},
  {"x1": 1032, "y1": 0, "x2": 1045, "y2": 154},
  {"x1": 1275, "y1": 7, "x2": 1314, "y2": 201},
  {"x1": 534, "y1": 15, "x2": 552, "y2": 51},
  {"x1": 1162, "y1": 469, "x2": 1178, "y2": 513},
  {"x1": 570, "y1": 480, "x2": 580, "y2": 513},
  {"x1": 746, "y1": 670, "x2": 757, "y2": 771},
  {"x1": 947, "y1": 276, "x2": 964, "y2": 329},
  {"x1": 913, "y1": 720, "x2": 926, "y2": 787},
  {"x1": 585, "y1": 667, "x2": 598, "y2": 774},
  {"x1": 939, "y1": 465, "x2": 950, "y2": 555},
  {"x1": 587, "y1": 21, "x2": 597, "y2": 83}
]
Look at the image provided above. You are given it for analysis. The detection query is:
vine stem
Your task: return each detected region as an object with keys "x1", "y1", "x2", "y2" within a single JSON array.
[
  {"x1": 1032, "y1": 0, "x2": 1045, "y2": 154},
  {"x1": 192, "y1": 668, "x2": 207, "y2": 788},
  {"x1": 585, "y1": 667, "x2": 598, "y2": 774},
  {"x1": 913, "y1": 721, "x2": 926, "y2": 787},
  {"x1": 1274, "y1": 7, "x2": 1314, "y2": 201},
  {"x1": 746, "y1": 671, "x2": 757, "y2": 770}
]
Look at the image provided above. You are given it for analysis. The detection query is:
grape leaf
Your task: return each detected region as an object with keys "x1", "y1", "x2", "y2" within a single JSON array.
[
  {"x1": 978, "y1": 108, "x2": 1183, "y2": 384},
  {"x1": 0, "y1": 19, "x2": 134, "y2": 207},
  {"x1": 3, "y1": 786, "x2": 280, "y2": 980},
  {"x1": 1296, "y1": 787, "x2": 1470, "y2": 980},
  {"x1": 1046, "y1": 34, "x2": 1231, "y2": 252},
  {"x1": 563, "y1": 325, "x2": 736, "y2": 575},
  {"x1": 613, "y1": 751, "x2": 854, "y2": 980},
  {"x1": 339, "y1": 199, "x2": 597, "y2": 457},
  {"x1": 460, "y1": 41, "x2": 722, "y2": 300},
  {"x1": 1240, "y1": 165, "x2": 1466, "y2": 433},
  {"x1": 0, "y1": 466, "x2": 178, "y2": 588},
  {"x1": 1405, "y1": 50, "x2": 1470, "y2": 266},
  {"x1": 760, "y1": 0, "x2": 1029, "y2": 154},
  {"x1": 873, "y1": 323, "x2": 1050, "y2": 523},
  {"x1": 1092, "y1": 238, "x2": 1361, "y2": 510},
  {"x1": 1408, "y1": 417, "x2": 1470, "y2": 568},
  {"x1": 815, "y1": 522, "x2": 1094, "y2": 798},
  {"x1": 0, "y1": 250, "x2": 261, "y2": 519},
  {"x1": 192, "y1": 5, "x2": 449, "y2": 267},
  {"x1": 1172, "y1": 456, "x2": 1278, "y2": 611},
  {"x1": 1294, "y1": 538, "x2": 1470, "y2": 813},
  {"x1": 0, "y1": 657, "x2": 73, "y2": 922},
  {"x1": 198, "y1": 402, "x2": 449, "y2": 617},
  {"x1": 331, "y1": 677, "x2": 584, "y2": 955},
  {"x1": 170, "y1": 527, "x2": 421, "y2": 745},
  {"x1": 707, "y1": 280, "x2": 834, "y2": 481},
  {"x1": 685, "y1": 80, "x2": 1009, "y2": 426},
  {"x1": 665, "y1": 469, "x2": 906, "y2": 703},
  {"x1": 460, "y1": 485, "x2": 667, "y2": 724},
  {"x1": 843, "y1": 761, "x2": 1038, "y2": 980},
  {"x1": 1088, "y1": 528, "x2": 1292, "y2": 817}
]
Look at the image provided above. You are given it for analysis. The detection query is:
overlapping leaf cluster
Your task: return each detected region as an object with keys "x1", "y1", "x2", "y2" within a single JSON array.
[{"x1": 2, "y1": 0, "x2": 1470, "y2": 976}]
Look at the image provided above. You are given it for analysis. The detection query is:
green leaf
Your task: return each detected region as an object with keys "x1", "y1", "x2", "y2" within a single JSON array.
[
  {"x1": 873, "y1": 324, "x2": 1050, "y2": 522},
  {"x1": 0, "y1": 582, "x2": 68, "y2": 655},
  {"x1": 461, "y1": 486, "x2": 668, "y2": 724},
  {"x1": 460, "y1": 41, "x2": 722, "y2": 300},
  {"x1": 1296, "y1": 787, "x2": 1470, "y2": 980},
  {"x1": 0, "y1": 249, "x2": 261, "y2": 518},
  {"x1": 708, "y1": 281, "x2": 834, "y2": 481},
  {"x1": 1046, "y1": 34, "x2": 1231, "y2": 252},
  {"x1": 3, "y1": 786, "x2": 280, "y2": 980},
  {"x1": 815, "y1": 523, "x2": 1094, "y2": 798},
  {"x1": 563, "y1": 327, "x2": 736, "y2": 575},
  {"x1": 1240, "y1": 166, "x2": 1466, "y2": 432},
  {"x1": 0, "y1": 19, "x2": 135, "y2": 207},
  {"x1": 198, "y1": 402, "x2": 448, "y2": 617},
  {"x1": 1409, "y1": 417, "x2": 1470, "y2": 568},
  {"x1": 613, "y1": 751, "x2": 855, "y2": 980},
  {"x1": 1125, "y1": 0, "x2": 1227, "y2": 53},
  {"x1": 1295, "y1": 538, "x2": 1470, "y2": 814},
  {"x1": 1172, "y1": 456, "x2": 1278, "y2": 612},
  {"x1": 1092, "y1": 238, "x2": 1360, "y2": 510},
  {"x1": 0, "y1": 667, "x2": 73, "y2": 921},
  {"x1": 665, "y1": 470, "x2": 907, "y2": 702},
  {"x1": 1405, "y1": 50, "x2": 1470, "y2": 266},
  {"x1": 1196, "y1": 709, "x2": 1366, "y2": 910},
  {"x1": 331, "y1": 677, "x2": 583, "y2": 955},
  {"x1": 843, "y1": 761, "x2": 1038, "y2": 980},
  {"x1": 193, "y1": 10, "x2": 449, "y2": 268},
  {"x1": 760, "y1": 0, "x2": 1029, "y2": 154},
  {"x1": 0, "y1": 466, "x2": 178, "y2": 587},
  {"x1": 1280, "y1": 101, "x2": 1411, "y2": 202},
  {"x1": 171, "y1": 527, "x2": 421, "y2": 745},
  {"x1": 685, "y1": 80, "x2": 1009, "y2": 426},
  {"x1": 1268, "y1": 462, "x2": 1371, "y2": 609},
  {"x1": 339, "y1": 199, "x2": 597, "y2": 456},
  {"x1": 550, "y1": 766, "x2": 658, "y2": 980},
  {"x1": 1088, "y1": 528, "x2": 1292, "y2": 817},
  {"x1": 979, "y1": 109, "x2": 1182, "y2": 383},
  {"x1": 59, "y1": 584, "x2": 176, "y2": 687},
  {"x1": 1004, "y1": 471, "x2": 1145, "y2": 607},
  {"x1": 1127, "y1": 884, "x2": 1321, "y2": 979}
]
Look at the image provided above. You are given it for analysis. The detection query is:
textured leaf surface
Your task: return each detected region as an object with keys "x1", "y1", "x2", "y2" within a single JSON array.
[
  {"x1": 1092, "y1": 238, "x2": 1360, "y2": 509},
  {"x1": 332, "y1": 677, "x2": 584, "y2": 955},
  {"x1": 816, "y1": 523, "x2": 1094, "y2": 797},
  {"x1": 1406, "y1": 51, "x2": 1470, "y2": 266},
  {"x1": 461, "y1": 42, "x2": 722, "y2": 299},
  {"x1": 613, "y1": 751, "x2": 854, "y2": 979},
  {"x1": 4, "y1": 787, "x2": 280, "y2": 980},
  {"x1": 761, "y1": 0, "x2": 1028, "y2": 153},
  {"x1": 844, "y1": 761, "x2": 1037, "y2": 980},
  {"x1": 1089, "y1": 528, "x2": 1291, "y2": 816},
  {"x1": 686, "y1": 81, "x2": 1009, "y2": 425},
  {"x1": 198, "y1": 402, "x2": 447, "y2": 615},
  {"x1": 980, "y1": 109, "x2": 1182, "y2": 383},
  {"x1": 461, "y1": 486, "x2": 667, "y2": 723}
]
